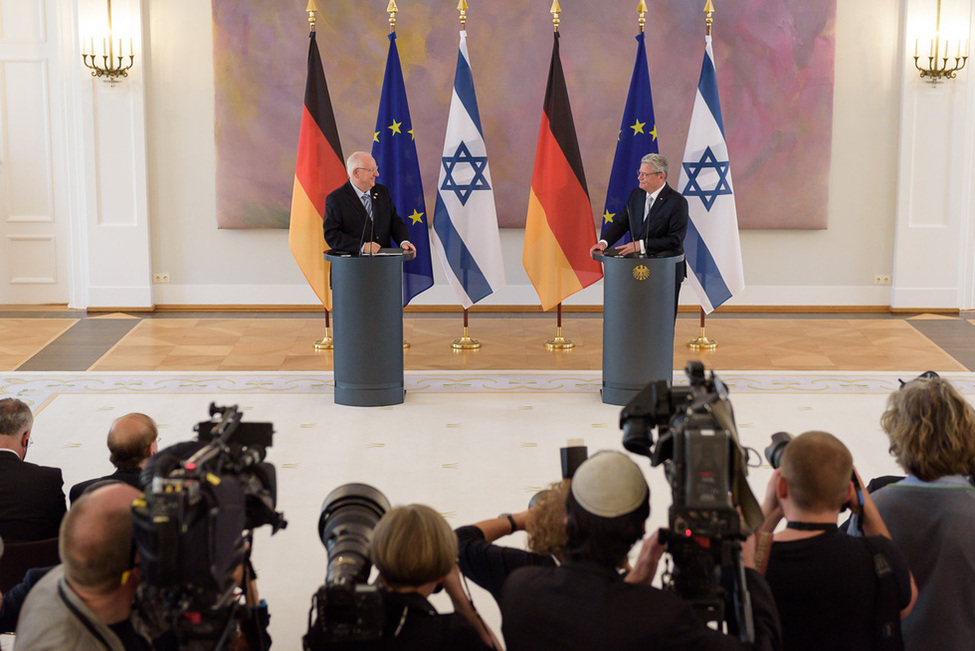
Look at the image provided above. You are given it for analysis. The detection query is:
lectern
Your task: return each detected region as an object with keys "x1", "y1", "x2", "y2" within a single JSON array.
[
  {"x1": 593, "y1": 251, "x2": 684, "y2": 406},
  {"x1": 326, "y1": 250, "x2": 414, "y2": 406}
]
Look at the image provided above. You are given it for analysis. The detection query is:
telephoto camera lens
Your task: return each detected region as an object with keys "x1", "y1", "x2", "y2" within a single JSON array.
[
  {"x1": 318, "y1": 484, "x2": 390, "y2": 588},
  {"x1": 764, "y1": 432, "x2": 794, "y2": 469}
]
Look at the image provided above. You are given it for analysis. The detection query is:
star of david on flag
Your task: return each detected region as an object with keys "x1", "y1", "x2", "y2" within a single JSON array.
[
  {"x1": 432, "y1": 30, "x2": 505, "y2": 309},
  {"x1": 440, "y1": 141, "x2": 491, "y2": 207},
  {"x1": 678, "y1": 35, "x2": 744, "y2": 314}
]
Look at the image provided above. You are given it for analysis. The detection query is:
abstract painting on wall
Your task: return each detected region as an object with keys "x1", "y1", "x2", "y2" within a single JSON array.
[{"x1": 213, "y1": 0, "x2": 835, "y2": 230}]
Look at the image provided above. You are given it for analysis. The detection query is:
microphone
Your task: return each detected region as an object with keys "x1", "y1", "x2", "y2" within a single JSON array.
[
  {"x1": 367, "y1": 192, "x2": 377, "y2": 256},
  {"x1": 356, "y1": 196, "x2": 371, "y2": 256}
]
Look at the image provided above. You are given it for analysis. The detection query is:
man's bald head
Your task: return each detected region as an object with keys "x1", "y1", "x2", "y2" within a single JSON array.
[
  {"x1": 107, "y1": 413, "x2": 157, "y2": 471},
  {"x1": 60, "y1": 483, "x2": 141, "y2": 594}
]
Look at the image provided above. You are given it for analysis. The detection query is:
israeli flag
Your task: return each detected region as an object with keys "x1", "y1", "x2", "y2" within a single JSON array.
[
  {"x1": 432, "y1": 30, "x2": 505, "y2": 309},
  {"x1": 679, "y1": 36, "x2": 744, "y2": 314}
]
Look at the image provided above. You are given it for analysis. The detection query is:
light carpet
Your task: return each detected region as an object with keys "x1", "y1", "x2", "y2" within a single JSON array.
[{"x1": 4, "y1": 370, "x2": 974, "y2": 649}]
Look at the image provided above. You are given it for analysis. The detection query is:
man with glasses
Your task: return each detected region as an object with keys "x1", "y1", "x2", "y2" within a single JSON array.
[
  {"x1": 324, "y1": 151, "x2": 416, "y2": 256},
  {"x1": 590, "y1": 153, "x2": 689, "y2": 314},
  {"x1": 0, "y1": 398, "x2": 66, "y2": 542}
]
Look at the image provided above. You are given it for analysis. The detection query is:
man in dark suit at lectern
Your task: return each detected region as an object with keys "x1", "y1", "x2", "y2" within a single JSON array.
[
  {"x1": 324, "y1": 151, "x2": 416, "y2": 256},
  {"x1": 590, "y1": 153, "x2": 689, "y2": 315}
]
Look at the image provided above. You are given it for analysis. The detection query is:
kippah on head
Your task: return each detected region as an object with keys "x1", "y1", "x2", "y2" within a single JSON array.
[{"x1": 571, "y1": 450, "x2": 648, "y2": 517}]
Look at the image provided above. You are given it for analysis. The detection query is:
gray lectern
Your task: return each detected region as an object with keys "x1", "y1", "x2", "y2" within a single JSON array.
[
  {"x1": 593, "y1": 251, "x2": 684, "y2": 406},
  {"x1": 326, "y1": 250, "x2": 414, "y2": 407}
]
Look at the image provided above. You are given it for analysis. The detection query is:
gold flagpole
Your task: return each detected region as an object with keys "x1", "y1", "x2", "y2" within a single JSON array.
[
  {"x1": 383, "y1": 0, "x2": 410, "y2": 350},
  {"x1": 687, "y1": 0, "x2": 718, "y2": 352},
  {"x1": 543, "y1": 0, "x2": 575, "y2": 352},
  {"x1": 448, "y1": 1, "x2": 483, "y2": 352},
  {"x1": 303, "y1": 0, "x2": 334, "y2": 352}
]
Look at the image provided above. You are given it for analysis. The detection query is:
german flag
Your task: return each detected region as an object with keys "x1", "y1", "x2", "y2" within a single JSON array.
[
  {"x1": 289, "y1": 30, "x2": 345, "y2": 311},
  {"x1": 523, "y1": 32, "x2": 603, "y2": 311}
]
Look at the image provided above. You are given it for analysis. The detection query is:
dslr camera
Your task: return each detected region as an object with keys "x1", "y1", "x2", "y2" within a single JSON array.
[
  {"x1": 303, "y1": 483, "x2": 390, "y2": 648},
  {"x1": 620, "y1": 361, "x2": 761, "y2": 641}
]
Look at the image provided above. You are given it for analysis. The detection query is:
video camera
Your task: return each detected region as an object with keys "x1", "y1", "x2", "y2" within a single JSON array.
[
  {"x1": 620, "y1": 361, "x2": 761, "y2": 642},
  {"x1": 303, "y1": 483, "x2": 390, "y2": 649},
  {"x1": 132, "y1": 403, "x2": 287, "y2": 651}
]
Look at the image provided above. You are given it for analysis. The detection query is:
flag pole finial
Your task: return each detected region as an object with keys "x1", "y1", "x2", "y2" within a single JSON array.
[
  {"x1": 458, "y1": 0, "x2": 468, "y2": 28},
  {"x1": 704, "y1": 0, "x2": 714, "y2": 36},
  {"x1": 550, "y1": 0, "x2": 561, "y2": 32},
  {"x1": 305, "y1": 0, "x2": 319, "y2": 31},
  {"x1": 637, "y1": 0, "x2": 647, "y2": 33},
  {"x1": 387, "y1": 0, "x2": 398, "y2": 33}
]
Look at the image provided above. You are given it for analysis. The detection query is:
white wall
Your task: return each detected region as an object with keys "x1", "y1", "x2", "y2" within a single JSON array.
[{"x1": 106, "y1": 1, "x2": 968, "y2": 308}]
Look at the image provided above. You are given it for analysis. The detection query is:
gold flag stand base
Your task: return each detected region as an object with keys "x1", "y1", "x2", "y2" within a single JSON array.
[
  {"x1": 314, "y1": 327, "x2": 334, "y2": 351},
  {"x1": 452, "y1": 326, "x2": 481, "y2": 350},
  {"x1": 545, "y1": 326, "x2": 575, "y2": 351},
  {"x1": 687, "y1": 327, "x2": 717, "y2": 351},
  {"x1": 403, "y1": 340, "x2": 411, "y2": 350}
]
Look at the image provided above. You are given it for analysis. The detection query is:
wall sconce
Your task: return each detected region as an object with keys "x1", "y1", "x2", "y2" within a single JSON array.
[
  {"x1": 81, "y1": 0, "x2": 135, "y2": 84},
  {"x1": 913, "y1": 0, "x2": 969, "y2": 83}
]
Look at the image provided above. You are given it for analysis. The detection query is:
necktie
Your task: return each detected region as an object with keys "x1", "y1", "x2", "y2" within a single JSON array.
[{"x1": 361, "y1": 193, "x2": 374, "y2": 221}]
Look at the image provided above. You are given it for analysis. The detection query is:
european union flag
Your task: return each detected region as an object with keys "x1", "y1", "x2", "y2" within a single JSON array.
[
  {"x1": 372, "y1": 32, "x2": 434, "y2": 306},
  {"x1": 601, "y1": 32, "x2": 659, "y2": 246}
]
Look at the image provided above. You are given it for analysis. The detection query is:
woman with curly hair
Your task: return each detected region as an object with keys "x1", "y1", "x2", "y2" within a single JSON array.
[
  {"x1": 872, "y1": 375, "x2": 975, "y2": 650},
  {"x1": 454, "y1": 479, "x2": 570, "y2": 604}
]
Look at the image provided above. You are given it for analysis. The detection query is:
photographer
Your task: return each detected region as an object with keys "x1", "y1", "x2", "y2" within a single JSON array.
[
  {"x1": 757, "y1": 431, "x2": 917, "y2": 650},
  {"x1": 865, "y1": 376, "x2": 975, "y2": 649},
  {"x1": 500, "y1": 451, "x2": 781, "y2": 650},
  {"x1": 329, "y1": 503, "x2": 498, "y2": 650},
  {"x1": 455, "y1": 479, "x2": 569, "y2": 604}
]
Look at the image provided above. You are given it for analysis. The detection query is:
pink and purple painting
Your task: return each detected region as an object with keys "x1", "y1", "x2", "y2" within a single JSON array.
[{"x1": 213, "y1": 0, "x2": 835, "y2": 230}]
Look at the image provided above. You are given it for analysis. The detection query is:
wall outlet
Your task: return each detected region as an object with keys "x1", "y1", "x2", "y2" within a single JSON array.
[
  {"x1": 153, "y1": 273, "x2": 171, "y2": 284},
  {"x1": 873, "y1": 274, "x2": 891, "y2": 285}
]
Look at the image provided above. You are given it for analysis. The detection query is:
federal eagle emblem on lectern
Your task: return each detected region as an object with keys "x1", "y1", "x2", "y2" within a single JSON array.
[{"x1": 632, "y1": 265, "x2": 650, "y2": 281}]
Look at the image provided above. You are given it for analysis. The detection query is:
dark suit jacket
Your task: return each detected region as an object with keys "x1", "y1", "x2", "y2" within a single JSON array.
[
  {"x1": 323, "y1": 181, "x2": 410, "y2": 254},
  {"x1": 0, "y1": 452, "x2": 66, "y2": 542},
  {"x1": 69, "y1": 468, "x2": 143, "y2": 504},
  {"x1": 601, "y1": 184, "x2": 689, "y2": 279},
  {"x1": 502, "y1": 560, "x2": 781, "y2": 651}
]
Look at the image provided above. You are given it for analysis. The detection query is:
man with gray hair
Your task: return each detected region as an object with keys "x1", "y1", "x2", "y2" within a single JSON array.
[
  {"x1": 323, "y1": 150, "x2": 416, "y2": 255},
  {"x1": 15, "y1": 483, "x2": 152, "y2": 650},
  {"x1": 501, "y1": 450, "x2": 781, "y2": 650},
  {"x1": 591, "y1": 153, "x2": 689, "y2": 314},
  {"x1": 69, "y1": 413, "x2": 158, "y2": 503},
  {"x1": 0, "y1": 398, "x2": 66, "y2": 542}
]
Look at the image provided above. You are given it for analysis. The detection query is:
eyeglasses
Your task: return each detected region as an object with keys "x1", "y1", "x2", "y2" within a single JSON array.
[
  {"x1": 637, "y1": 171, "x2": 662, "y2": 178},
  {"x1": 356, "y1": 166, "x2": 378, "y2": 173}
]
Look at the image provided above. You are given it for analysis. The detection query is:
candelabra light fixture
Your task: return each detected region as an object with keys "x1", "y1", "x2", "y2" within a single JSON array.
[
  {"x1": 913, "y1": 0, "x2": 969, "y2": 83},
  {"x1": 82, "y1": 0, "x2": 135, "y2": 84}
]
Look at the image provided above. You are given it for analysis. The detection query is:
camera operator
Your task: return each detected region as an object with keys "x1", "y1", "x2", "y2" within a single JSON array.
[
  {"x1": 15, "y1": 483, "x2": 153, "y2": 650},
  {"x1": 756, "y1": 431, "x2": 917, "y2": 650},
  {"x1": 455, "y1": 478, "x2": 569, "y2": 604},
  {"x1": 861, "y1": 376, "x2": 975, "y2": 649},
  {"x1": 500, "y1": 451, "x2": 781, "y2": 651},
  {"x1": 328, "y1": 503, "x2": 499, "y2": 650}
]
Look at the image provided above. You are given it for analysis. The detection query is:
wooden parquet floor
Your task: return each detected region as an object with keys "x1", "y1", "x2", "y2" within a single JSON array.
[{"x1": 3, "y1": 311, "x2": 974, "y2": 373}]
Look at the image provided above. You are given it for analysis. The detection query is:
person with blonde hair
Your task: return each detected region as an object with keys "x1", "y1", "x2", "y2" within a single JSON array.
[
  {"x1": 870, "y1": 376, "x2": 975, "y2": 649},
  {"x1": 332, "y1": 503, "x2": 497, "y2": 650}
]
